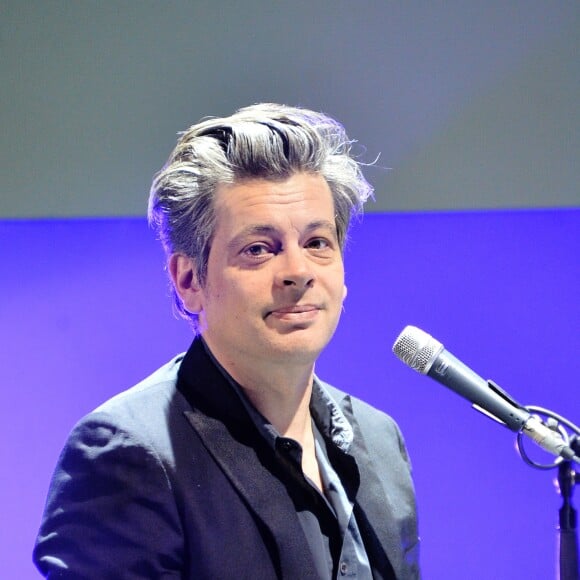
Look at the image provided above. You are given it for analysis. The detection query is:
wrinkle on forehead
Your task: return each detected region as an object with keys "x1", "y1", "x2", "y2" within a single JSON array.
[{"x1": 215, "y1": 173, "x2": 333, "y2": 210}]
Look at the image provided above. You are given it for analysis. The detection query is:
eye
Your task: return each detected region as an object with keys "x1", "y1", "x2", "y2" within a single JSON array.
[
  {"x1": 306, "y1": 237, "x2": 331, "y2": 251},
  {"x1": 242, "y1": 243, "x2": 273, "y2": 258}
]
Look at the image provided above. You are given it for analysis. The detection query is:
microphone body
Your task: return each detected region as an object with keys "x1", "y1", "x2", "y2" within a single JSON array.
[
  {"x1": 426, "y1": 347, "x2": 529, "y2": 432},
  {"x1": 392, "y1": 325, "x2": 577, "y2": 461}
]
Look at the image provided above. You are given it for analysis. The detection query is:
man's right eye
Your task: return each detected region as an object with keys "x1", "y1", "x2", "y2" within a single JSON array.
[{"x1": 244, "y1": 243, "x2": 270, "y2": 257}]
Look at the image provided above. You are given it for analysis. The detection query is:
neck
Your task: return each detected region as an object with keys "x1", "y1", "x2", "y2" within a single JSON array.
[
  {"x1": 236, "y1": 362, "x2": 315, "y2": 439},
  {"x1": 203, "y1": 336, "x2": 316, "y2": 442},
  {"x1": 237, "y1": 363, "x2": 321, "y2": 490},
  {"x1": 201, "y1": 337, "x2": 323, "y2": 490},
  {"x1": 242, "y1": 371, "x2": 314, "y2": 441}
]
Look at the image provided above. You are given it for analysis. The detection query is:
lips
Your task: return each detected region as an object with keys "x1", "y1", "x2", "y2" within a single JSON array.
[{"x1": 266, "y1": 304, "x2": 321, "y2": 319}]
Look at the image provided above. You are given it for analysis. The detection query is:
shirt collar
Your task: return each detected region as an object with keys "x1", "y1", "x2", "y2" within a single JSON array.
[{"x1": 310, "y1": 379, "x2": 354, "y2": 453}]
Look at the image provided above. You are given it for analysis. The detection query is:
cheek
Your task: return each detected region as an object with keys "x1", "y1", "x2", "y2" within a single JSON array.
[
  {"x1": 205, "y1": 275, "x2": 260, "y2": 312},
  {"x1": 329, "y1": 265, "x2": 346, "y2": 297}
]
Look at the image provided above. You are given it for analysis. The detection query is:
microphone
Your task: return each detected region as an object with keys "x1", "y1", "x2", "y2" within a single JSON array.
[{"x1": 392, "y1": 325, "x2": 578, "y2": 462}]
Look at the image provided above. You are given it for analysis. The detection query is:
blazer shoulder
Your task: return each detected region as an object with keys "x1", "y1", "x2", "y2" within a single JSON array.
[
  {"x1": 318, "y1": 379, "x2": 400, "y2": 430},
  {"x1": 318, "y1": 379, "x2": 410, "y2": 463},
  {"x1": 93, "y1": 353, "x2": 186, "y2": 413},
  {"x1": 33, "y1": 357, "x2": 189, "y2": 578},
  {"x1": 63, "y1": 353, "x2": 190, "y2": 473}
]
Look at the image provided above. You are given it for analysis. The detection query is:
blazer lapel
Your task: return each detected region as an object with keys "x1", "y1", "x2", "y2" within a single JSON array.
[{"x1": 177, "y1": 339, "x2": 320, "y2": 580}]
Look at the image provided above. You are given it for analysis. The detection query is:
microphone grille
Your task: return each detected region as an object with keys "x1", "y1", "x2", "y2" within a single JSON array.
[{"x1": 392, "y1": 325, "x2": 444, "y2": 374}]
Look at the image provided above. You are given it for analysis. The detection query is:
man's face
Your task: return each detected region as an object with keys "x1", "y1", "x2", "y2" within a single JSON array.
[{"x1": 181, "y1": 172, "x2": 347, "y2": 370}]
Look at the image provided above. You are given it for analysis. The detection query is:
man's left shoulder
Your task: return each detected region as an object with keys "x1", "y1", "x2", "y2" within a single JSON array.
[
  {"x1": 320, "y1": 380, "x2": 398, "y2": 427},
  {"x1": 319, "y1": 380, "x2": 410, "y2": 462}
]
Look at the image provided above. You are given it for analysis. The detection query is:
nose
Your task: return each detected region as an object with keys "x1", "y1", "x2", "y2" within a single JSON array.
[{"x1": 275, "y1": 246, "x2": 314, "y2": 289}]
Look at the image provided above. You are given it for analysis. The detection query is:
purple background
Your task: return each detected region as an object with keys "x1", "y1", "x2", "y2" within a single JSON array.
[{"x1": 2, "y1": 209, "x2": 579, "y2": 578}]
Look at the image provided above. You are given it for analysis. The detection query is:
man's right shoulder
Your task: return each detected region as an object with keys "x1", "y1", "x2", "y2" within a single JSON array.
[
  {"x1": 69, "y1": 353, "x2": 189, "y2": 442},
  {"x1": 94, "y1": 352, "x2": 186, "y2": 412}
]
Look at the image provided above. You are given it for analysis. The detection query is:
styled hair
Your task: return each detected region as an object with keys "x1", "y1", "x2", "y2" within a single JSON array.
[{"x1": 148, "y1": 102, "x2": 373, "y2": 330}]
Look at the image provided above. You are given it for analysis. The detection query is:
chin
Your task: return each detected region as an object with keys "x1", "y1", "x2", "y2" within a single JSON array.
[{"x1": 268, "y1": 331, "x2": 332, "y2": 360}]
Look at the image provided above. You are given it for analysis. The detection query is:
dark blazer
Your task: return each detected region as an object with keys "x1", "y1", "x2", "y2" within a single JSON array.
[{"x1": 34, "y1": 339, "x2": 420, "y2": 579}]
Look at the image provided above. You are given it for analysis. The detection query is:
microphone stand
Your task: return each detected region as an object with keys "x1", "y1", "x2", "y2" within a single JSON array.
[
  {"x1": 515, "y1": 405, "x2": 580, "y2": 580},
  {"x1": 557, "y1": 441, "x2": 579, "y2": 580}
]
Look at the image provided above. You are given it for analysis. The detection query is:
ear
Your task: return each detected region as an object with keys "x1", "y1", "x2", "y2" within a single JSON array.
[
  {"x1": 168, "y1": 253, "x2": 204, "y2": 313},
  {"x1": 342, "y1": 284, "x2": 348, "y2": 301}
]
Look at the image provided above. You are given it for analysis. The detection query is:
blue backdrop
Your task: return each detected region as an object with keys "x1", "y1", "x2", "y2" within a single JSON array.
[{"x1": 2, "y1": 209, "x2": 578, "y2": 578}]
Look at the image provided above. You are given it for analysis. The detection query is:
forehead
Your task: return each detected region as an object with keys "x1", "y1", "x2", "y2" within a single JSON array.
[{"x1": 213, "y1": 173, "x2": 336, "y2": 227}]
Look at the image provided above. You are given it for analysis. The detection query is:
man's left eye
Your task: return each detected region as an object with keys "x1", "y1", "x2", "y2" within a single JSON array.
[{"x1": 307, "y1": 238, "x2": 330, "y2": 250}]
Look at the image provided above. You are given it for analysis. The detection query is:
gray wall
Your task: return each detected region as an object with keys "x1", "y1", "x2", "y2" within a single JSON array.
[{"x1": 2, "y1": 1, "x2": 578, "y2": 219}]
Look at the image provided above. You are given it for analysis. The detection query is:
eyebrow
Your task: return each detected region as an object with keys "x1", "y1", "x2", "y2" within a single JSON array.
[{"x1": 227, "y1": 220, "x2": 337, "y2": 250}]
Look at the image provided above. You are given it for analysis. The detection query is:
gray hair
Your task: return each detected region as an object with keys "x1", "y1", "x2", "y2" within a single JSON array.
[{"x1": 148, "y1": 103, "x2": 373, "y2": 331}]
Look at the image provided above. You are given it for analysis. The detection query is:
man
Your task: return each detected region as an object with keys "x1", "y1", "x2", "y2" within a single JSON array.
[{"x1": 34, "y1": 103, "x2": 420, "y2": 578}]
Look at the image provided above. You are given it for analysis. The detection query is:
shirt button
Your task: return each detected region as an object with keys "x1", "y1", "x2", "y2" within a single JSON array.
[{"x1": 339, "y1": 561, "x2": 348, "y2": 575}]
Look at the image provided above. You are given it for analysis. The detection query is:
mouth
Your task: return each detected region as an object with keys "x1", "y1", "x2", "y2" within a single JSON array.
[{"x1": 266, "y1": 304, "x2": 321, "y2": 321}]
